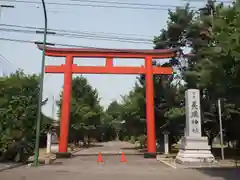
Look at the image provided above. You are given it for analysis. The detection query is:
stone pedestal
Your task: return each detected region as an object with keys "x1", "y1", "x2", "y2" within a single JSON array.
[
  {"x1": 175, "y1": 89, "x2": 215, "y2": 164},
  {"x1": 176, "y1": 136, "x2": 215, "y2": 164}
]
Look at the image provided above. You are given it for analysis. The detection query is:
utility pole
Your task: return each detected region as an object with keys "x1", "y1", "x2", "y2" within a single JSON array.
[
  {"x1": 33, "y1": 0, "x2": 48, "y2": 166},
  {"x1": 52, "y1": 95, "x2": 55, "y2": 120},
  {"x1": 210, "y1": 0, "x2": 224, "y2": 160},
  {"x1": 208, "y1": 0, "x2": 224, "y2": 160},
  {"x1": 33, "y1": 0, "x2": 56, "y2": 166},
  {"x1": 218, "y1": 99, "x2": 224, "y2": 160}
]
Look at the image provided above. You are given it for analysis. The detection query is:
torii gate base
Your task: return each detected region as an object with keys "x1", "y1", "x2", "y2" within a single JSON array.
[{"x1": 38, "y1": 45, "x2": 176, "y2": 159}]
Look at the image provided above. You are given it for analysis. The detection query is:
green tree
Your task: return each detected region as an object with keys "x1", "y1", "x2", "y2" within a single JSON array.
[
  {"x1": 153, "y1": 0, "x2": 240, "y2": 147},
  {"x1": 0, "y1": 70, "x2": 52, "y2": 162},
  {"x1": 106, "y1": 100, "x2": 122, "y2": 121},
  {"x1": 152, "y1": 1, "x2": 221, "y2": 146},
  {"x1": 120, "y1": 82, "x2": 145, "y2": 140},
  {"x1": 118, "y1": 1, "x2": 226, "y2": 147},
  {"x1": 195, "y1": 0, "x2": 240, "y2": 145},
  {"x1": 57, "y1": 76, "x2": 104, "y2": 145},
  {"x1": 104, "y1": 101, "x2": 123, "y2": 140}
]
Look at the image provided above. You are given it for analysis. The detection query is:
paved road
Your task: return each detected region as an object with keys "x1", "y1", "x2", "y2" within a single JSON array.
[
  {"x1": 0, "y1": 141, "x2": 239, "y2": 180},
  {"x1": 76, "y1": 141, "x2": 141, "y2": 155}
]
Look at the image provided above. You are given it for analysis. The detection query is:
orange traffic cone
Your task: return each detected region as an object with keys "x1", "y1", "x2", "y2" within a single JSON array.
[
  {"x1": 98, "y1": 152, "x2": 103, "y2": 163},
  {"x1": 121, "y1": 152, "x2": 126, "y2": 162}
]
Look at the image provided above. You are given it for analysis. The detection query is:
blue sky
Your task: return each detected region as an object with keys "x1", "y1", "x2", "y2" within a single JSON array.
[{"x1": 0, "y1": 0, "x2": 205, "y2": 119}]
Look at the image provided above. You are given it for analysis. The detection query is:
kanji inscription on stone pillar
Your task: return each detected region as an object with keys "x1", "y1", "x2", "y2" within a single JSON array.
[{"x1": 185, "y1": 89, "x2": 202, "y2": 137}]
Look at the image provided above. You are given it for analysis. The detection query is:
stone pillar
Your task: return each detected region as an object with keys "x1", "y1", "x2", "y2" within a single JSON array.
[
  {"x1": 46, "y1": 131, "x2": 52, "y2": 154},
  {"x1": 164, "y1": 132, "x2": 169, "y2": 155},
  {"x1": 176, "y1": 89, "x2": 215, "y2": 164}
]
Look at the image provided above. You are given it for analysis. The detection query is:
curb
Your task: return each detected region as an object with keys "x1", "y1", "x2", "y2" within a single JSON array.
[
  {"x1": 158, "y1": 159, "x2": 177, "y2": 169},
  {"x1": 0, "y1": 163, "x2": 25, "y2": 172},
  {"x1": 176, "y1": 163, "x2": 239, "y2": 169},
  {"x1": 156, "y1": 157, "x2": 177, "y2": 169},
  {"x1": 156, "y1": 156, "x2": 239, "y2": 169},
  {"x1": 0, "y1": 147, "x2": 86, "y2": 172}
]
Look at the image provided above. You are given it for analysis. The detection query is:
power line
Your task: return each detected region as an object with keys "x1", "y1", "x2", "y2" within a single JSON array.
[
  {"x1": 0, "y1": 53, "x2": 14, "y2": 68},
  {"x1": 0, "y1": 27, "x2": 152, "y2": 42},
  {"x1": 0, "y1": 0, "x2": 192, "y2": 11},
  {"x1": 181, "y1": 0, "x2": 232, "y2": 3},
  {"x1": 69, "y1": 0, "x2": 196, "y2": 8},
  {"x1": 0, "y1": 23, "x2": 155, "y2": 44},
  {"x1": 185, "y1": 0, "x2": 231, "y2": 2},
  {"x1": 0, "y1": 58, "x2": 11, "y2": 74},
  {"x1": 0, "y1": 37, "x2": 122, "y2": 48},
  {"x1": 0, "y1": 53, "x2": 15, "y2": 75},
  {"x1": 0, "y1": 23, "x2": 154, "y2": 38},
  {"x1": 0, "y1": 27, "x2": 153, "y2": 44},
  {"x1": 0, "y1": 37, "x2": 181, "y2": 54}
]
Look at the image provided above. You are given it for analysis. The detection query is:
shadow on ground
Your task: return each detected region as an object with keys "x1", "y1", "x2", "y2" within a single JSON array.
[
  {"x1": 120, "y1": 147, "x2": 141, "y2": 150},
  {"x1": 212, "y1": 147, "x2": 240, "y2": 159},
  {"x1": 196, "y1": 167, "x2": 240, "y2": 180},
  {"x1": 72, "y1": 152, "x2": 144, "y2": 157},
  {"x1": 120, "y1": 147, "x2": 147, "y2": 153},
  {"x1": 82, "y1": 144, "x2": 104, "y2": 148}
]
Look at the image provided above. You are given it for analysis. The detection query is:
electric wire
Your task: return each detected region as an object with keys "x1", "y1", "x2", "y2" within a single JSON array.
[
  {"x1": 181, "y1": 0, "x2": 232, "y2": 3},
  {"x1": 0, "y1": 0, "x2": 230, "y2": 76},
  {"x1": 0, "y1": 27, "x2": 153, "y2": 44},
  {"x1": 0, "y1": 53, "x2": 14, "y2": 69},
  {"x1": 0, "y1": 23, "x2": 154, "y2": 38},
  {"x1": 0, "y1": 37, "x2": 131, "y2": 48},
  {"x1": 69, "y1": 0, "x2": 195, "y2": 8},
  {"x1": 0, "y1": 53, "x2": 15, "y2": 76},
  {"x1": 0, "y1": 0, "x2": 193, "y2": 11},
  {"x1": 0, "y1": 37, "x2": 181, "y2": 54},
  {"x1": 0, "y1": 0, "x2": 230, "y2": 11}
]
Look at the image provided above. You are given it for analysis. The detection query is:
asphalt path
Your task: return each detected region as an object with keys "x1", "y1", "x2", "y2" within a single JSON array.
[{"x1": 1, "y1": 141, "x2": 239, "y2": 180}]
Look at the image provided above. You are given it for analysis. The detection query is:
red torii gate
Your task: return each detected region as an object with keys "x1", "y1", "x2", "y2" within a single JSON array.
[{"x1": 37, "y1": 44, "x2": 177, "y2": 158}]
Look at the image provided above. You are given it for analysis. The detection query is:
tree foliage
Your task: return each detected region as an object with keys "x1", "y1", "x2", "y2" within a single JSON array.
[
  {"x1": 57, "y1": 76, "x2": 104, "y2": 144},
  {"x1": 111, "y1": 0, "x2": 240, "y2": 149},
  {"x1": 0, "y1": 70, "x2": 52, "y2": 162}
]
